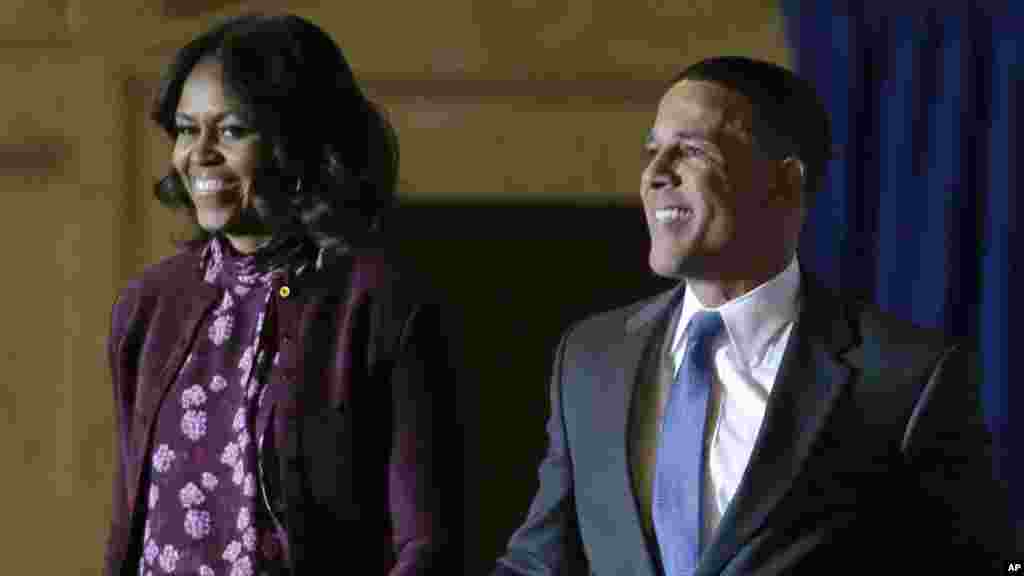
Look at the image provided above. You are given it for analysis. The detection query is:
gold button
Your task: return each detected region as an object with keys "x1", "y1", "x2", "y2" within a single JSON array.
[{"x1": 279, "y1": 286, "x2": 291, "y2": 298}]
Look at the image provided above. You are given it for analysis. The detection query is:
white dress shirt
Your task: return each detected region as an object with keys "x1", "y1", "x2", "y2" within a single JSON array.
[{"x1": 668, "y1": 256, "x2": 802, "y2": 546}]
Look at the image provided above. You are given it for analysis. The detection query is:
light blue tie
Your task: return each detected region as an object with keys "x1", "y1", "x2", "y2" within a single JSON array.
[{"x1": 653, "y1": 310, "x2": 723, "y2": 576}]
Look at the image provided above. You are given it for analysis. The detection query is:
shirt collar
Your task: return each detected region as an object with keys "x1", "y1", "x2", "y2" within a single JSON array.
[
  {"x1": 199, "y1": 233, "x2": 323, "y2": 287},
  {"x1": 671, "y1": 255, "x2": 802, "y2": 371}
]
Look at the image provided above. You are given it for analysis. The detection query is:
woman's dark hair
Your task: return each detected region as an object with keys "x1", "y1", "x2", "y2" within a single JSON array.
[
  {"x1": 673, "y1": 56, "x2": 832, "y2": 206},
  {"x1": 152, "y1": 12, "x2": 398, "y2": 250}
]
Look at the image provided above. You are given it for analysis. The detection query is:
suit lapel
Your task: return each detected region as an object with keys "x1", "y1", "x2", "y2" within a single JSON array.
[
  {"x1": 699, "y1": 275, "x2": 857, "y2": 575},
  {"x1": 584, "y1": 285, "x2": 683, "y2": 575}
]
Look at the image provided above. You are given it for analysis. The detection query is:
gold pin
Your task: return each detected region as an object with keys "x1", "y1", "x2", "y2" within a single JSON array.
[{"x1": 279, "y1": 286, "x2": 291, "y2": 298}]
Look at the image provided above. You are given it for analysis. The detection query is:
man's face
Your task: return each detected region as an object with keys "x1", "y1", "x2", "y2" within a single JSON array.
[{"x1": 641, "y1": 79, "x2": 779, "y2": 280}]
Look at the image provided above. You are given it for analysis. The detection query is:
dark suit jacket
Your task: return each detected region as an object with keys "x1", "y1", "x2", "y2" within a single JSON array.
[
  {"x1": 494, "y1": 273, "x2": 1013, "y2": 575},
  {"x1": 105, "y1": 241, "x2": 459, "y2": 575}
]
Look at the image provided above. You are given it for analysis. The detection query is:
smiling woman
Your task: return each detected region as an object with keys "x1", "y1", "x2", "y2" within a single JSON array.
[
  {"x1": 105, "y1": 13, "x2": 459, "y2": 576},
  {"x1": 150, "y1": 12, "x2": 398, "y2": 256},
  {"x1": 171, "y1": 57, "x2": 268, "y2": 250}
]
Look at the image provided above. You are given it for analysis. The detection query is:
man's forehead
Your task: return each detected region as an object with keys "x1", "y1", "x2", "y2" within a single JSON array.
[{"x1": 652, "y1": 79, "x2": 753, "y2": 141}]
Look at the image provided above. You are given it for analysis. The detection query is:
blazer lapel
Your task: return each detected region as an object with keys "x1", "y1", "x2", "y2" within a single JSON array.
[
  {"x1": 131, "y1": 259, "x2": 219, "y2": 513},
  {"x1": 698, "y1": 275, "x2": 857, "y2": 575}
]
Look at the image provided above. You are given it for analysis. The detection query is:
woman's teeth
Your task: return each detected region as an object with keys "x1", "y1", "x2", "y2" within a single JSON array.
[{"x1": 193, "y1": 178, "x2": 230, "y2": 194}]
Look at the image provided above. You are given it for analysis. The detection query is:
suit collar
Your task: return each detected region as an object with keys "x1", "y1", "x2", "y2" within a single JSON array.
[
  {"x1": 797, "y1": 269, "x2": 857, "y2": 356},
  {"x1": 622, "y1": 264, "x2": 856, "y2": 344},
  {"x1": 674, "y1": 257, "x2": 802, "y2": 376},
  {"x1": 624, "y1": 271, "x2": 861, "y2": 574},
  {"x1": 626, "y1": 282, "x2": 686, "y2": 334},
  {"x1": 626, "y1": 269, "x2": 856, "y2": 354},
  {"x1": 699, "y1": 271, "x2": 860, "y2": 573}
]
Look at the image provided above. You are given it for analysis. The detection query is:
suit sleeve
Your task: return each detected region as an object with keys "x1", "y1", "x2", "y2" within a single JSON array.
[
  {"x1": 493, "y1": 330, "x2": 588, "y2": 576},
  {"x1": 901, "y1": 343, "x2": 1017, "y2": 566}
]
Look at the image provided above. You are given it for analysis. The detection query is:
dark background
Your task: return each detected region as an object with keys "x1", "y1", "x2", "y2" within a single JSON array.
[
  {"x1": 5, "y1": 3, "x2": 1019, "y2": 572},
  {"x1": 387, "y1": 202, "x2": 673, "y2": 572},
  {"x1": 0, "y1": 3, "x2": 789, "y2": 572}
]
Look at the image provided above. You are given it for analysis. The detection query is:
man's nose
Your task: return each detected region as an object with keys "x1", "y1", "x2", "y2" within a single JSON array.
[
  {"x1": 645, "y1": 150, "x2": 681, "y2": 190},
  {"x1": 648, "y1": 171, "x2": 681, "y2": 190}
]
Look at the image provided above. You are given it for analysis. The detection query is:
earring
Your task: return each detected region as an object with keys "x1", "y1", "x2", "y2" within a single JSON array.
[{"x1": 295, "y1": 176, "x2": 303, "y2": 195}]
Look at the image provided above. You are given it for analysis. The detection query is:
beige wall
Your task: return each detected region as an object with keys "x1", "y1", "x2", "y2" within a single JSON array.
[{"x1": 0, "y1": 1, "x2": 788, "y2": 573}]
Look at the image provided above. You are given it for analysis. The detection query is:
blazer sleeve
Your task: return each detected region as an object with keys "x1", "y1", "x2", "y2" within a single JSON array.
[
  {"x1": 104, "y1": 288, "x2": 134, "y2": 576},
  {"x1": 901, "y1": 343, "x2": 1017, "y2": 567},
  {"x1": 493, "y1": 330, "x2": 589, "y2": 576},
  {"x1": 387, "y1": 300, "x2": 459, "y2": 575}
]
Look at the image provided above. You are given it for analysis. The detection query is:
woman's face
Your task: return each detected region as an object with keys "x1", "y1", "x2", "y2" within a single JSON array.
[{"x1": 172, "y1": 57, "x2": 272, "y2": 253}]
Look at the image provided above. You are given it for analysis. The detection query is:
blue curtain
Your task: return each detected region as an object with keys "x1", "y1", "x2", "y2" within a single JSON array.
[{"x1": 782, "y1": 3, "x2": 1020, "y2": 532}]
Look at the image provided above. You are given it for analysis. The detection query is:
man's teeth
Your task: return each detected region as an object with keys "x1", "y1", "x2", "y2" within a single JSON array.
[{"x1": 655, "y1": 207, "x2": 689, "y2": 222}]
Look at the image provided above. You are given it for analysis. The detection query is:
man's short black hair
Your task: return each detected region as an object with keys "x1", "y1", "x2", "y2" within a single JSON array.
[{"x1": 674, "y1": 56, "x2": 832, "y2": 202}]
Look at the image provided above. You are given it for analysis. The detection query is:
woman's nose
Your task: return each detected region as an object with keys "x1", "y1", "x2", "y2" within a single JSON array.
[{"x1": 190, "y1": 130, "x2": 222, "y2": 164}]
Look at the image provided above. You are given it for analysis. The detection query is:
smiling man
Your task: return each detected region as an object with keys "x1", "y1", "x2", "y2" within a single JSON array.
[{"x1": 492, "y1": 56, "x2": 1012, "y2": 575}]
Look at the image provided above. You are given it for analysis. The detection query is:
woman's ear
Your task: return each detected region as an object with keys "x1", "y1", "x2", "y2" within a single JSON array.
[{"x1": 778, "y1": 156, "x2": 805, "y2": 206}]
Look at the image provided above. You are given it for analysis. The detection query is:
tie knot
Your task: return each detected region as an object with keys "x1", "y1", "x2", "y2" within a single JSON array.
[{"x1": 687, "y1": 310, "x2": 723, "y2": 360}]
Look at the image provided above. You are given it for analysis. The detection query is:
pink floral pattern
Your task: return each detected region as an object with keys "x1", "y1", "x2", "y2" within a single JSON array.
[
  {"x1": 237, "y1": 430, "x2": 250, "y2": 451},
  {"x1": 242, "y1": 526, "x2": 257, "y2": 551},
  {"x1": 230, "y1": 555, "x2": 253, "y2": 576},
  {"x1": 179, "y1": 482, "x2": 205, "y2": 508},
  {"x1": 232, "y1": 407, "x2": 247, "y2": 432},
  {"x1": 204, "y1": 256, "x2": 222, "y2": 284},
  {"x1": 202, "y1": 472, "x2": 219, "y2": 492},
  {"x1": 232, "y1": 460, "x2": 245, "y2": 486},
  {"x1": 215, "y1": 291, "x2": 235, "y2": 315},
  {"x1": 236, "y1": 507, "x2": 251, "y2": 532},
  {"x1": 182, "y1": 384, "x2": 207, "y2": 409},
  {"x1": 185, "y1": 509, "x2": 213, "y2": 540},
  {"x1": 209, "y1": 315, "x2": 234, "y2": 346},
  {"x1": 243, "y1": 474, "x2": 256, "y2": 498},
  {"x1": 223, "y1": 540, "x2": 242, "y2": 563},
  {"x1": 181, "y1": 409, "x2": 208, "y2": 441},
  {"x1": 209, "y1": 374, "x2": 228, "y2": 393},
  {"x1": 158, "y1": 545, "x2": 179, "y2": 572},
  {"x1": 139, "y1": 235, "x2": 303, "y2": 576},
  {"x1": 152, "y1": 445, "x2": 175, "y2": 473},
  {"x1": 144, "y1": 540, "x2": 159, "y2": 565},
  {"x1": 220, "y1": 442, "x2": 240, "y2": 467}
]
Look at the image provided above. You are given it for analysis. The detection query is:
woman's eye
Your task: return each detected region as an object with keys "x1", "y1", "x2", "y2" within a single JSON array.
[
  {"x1": 221, "y1": 125, "x2": 249, "y2": 139},
  {"x1": 175, "y1": 125, "x2": 197, "y2": 138}
]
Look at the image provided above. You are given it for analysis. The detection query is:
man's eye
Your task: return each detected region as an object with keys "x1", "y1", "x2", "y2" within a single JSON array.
[{"x1": 682, "y1": 144, "x2": 705, "y2": 156}]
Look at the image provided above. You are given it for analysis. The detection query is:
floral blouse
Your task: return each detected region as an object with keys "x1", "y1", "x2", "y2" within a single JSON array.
[{"x1": 138, "y1": 235, "x2": 316, "y2": 576}]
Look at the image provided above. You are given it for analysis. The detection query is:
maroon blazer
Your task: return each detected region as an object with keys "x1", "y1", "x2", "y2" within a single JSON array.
[{"x1": 104, "y1": 241, "x2": 457, "y2": 575}]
